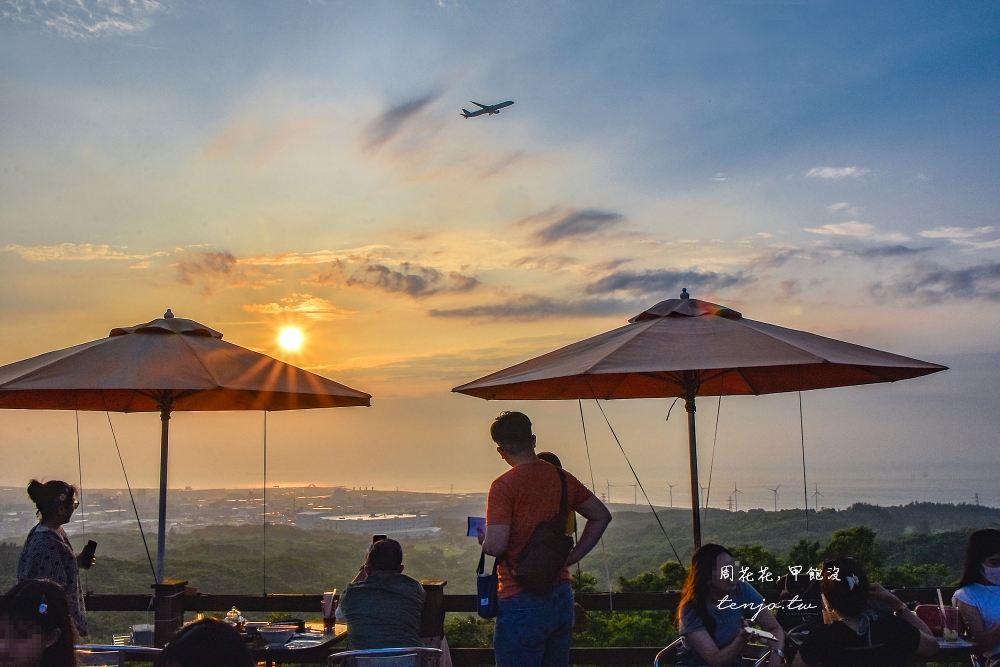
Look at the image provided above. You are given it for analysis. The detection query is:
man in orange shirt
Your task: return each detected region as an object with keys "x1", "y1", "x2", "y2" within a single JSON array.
[{"x1": 479, "y1": 411, "x2": 612, "y2": 667}]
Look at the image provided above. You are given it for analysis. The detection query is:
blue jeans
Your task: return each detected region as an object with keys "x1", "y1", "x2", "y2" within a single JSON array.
[{"x1": 493, "y1": 582, "x2": 575, "y2": 667}]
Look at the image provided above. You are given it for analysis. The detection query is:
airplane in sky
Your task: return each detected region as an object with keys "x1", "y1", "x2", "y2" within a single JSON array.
[{"x1": 460, "y1": 100, "x2": 514, "y2": 118}]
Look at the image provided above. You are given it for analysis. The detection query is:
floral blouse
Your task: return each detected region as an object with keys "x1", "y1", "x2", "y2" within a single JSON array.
[{"x1": 17, "y1": 524, "x2": 88, "y2": 635}]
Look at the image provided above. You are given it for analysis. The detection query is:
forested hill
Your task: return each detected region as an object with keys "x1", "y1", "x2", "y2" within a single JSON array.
[{"x1": 0, "y1": 502, "x2": 996, "y2": 599}]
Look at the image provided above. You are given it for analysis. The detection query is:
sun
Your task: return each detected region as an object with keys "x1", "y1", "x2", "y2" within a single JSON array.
[{"x1": 278, "y1": 327, "x2": 304, "y2": 352}]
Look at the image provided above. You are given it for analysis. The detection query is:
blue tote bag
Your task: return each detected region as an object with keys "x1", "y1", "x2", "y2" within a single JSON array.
[{"x1": 476, "y1": 550, "x2": 499, "y2": 618}]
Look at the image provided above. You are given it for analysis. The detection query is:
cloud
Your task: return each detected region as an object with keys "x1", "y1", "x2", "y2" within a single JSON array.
[
  {"x1": 871, "y1": 261, "x2": 1000, "y2": 304},
  {"x1": 803, "y1": 221, "x2": 909, "y2": 242},
  {"x1": 428, "y1": 294, "x2": 630, "y2": 321},
  {"x1": 828, "y1": 202, "x2": 851, "y2": 211},
  {"x1": 2, "y1": 243, "x2": 164, "y2": 261},
  {"x1": 534, "y1": 209, "x2": 624, "y2": 244},
  {"x1": 1, "y1": 0, "x2": 165, "y2": 38},
  {"x1": 711, "y1": 173, "x2": 727, "y2": 181},
  {"x1": 364, "y1": 93, "x2": 440, "y2": 149},
  {"x1": 804, "y1": 221, "x2": 875, "y2": 237},
  {"x1": 805, "y1": 167, "x2": 870, "y2": 179},
  {"x1": 303, "y1": 260, "x2": 480, "y2": 298},
  {"x1": 242, "y1": 294, "x2": 356, "y2": 320},
  {"x1": 840, "y1": 244, "x2": 931, "y2": 259},
  {"x1": 918, "y1": 226, "x2": 1000, "y2": 249},
  {"x1": 919, "y1": 226, "x2": 996, "y2": 240},
  {"x1": 239, "y1": 246, "x2": 391, "y2": 267},
  {"x1": 585, "y1": 268, "x2": 748, "y2": 296},
  {"x1": 173, "y1": 249, "x2": 278, "y2": 291}
]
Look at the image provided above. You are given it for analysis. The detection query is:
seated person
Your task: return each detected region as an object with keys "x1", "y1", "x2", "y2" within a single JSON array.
[
  {"x1": 336, "y1": 538, "x2": 425, "y2": 650},
  {"x1": 792, "y1": 557, "x2": 937, "y2": 667},
  {"x1": 677, "y1": 543, "x2": 786, "y2": 667},
  {"x1": 155, "y1": 617, "x2": 254, "y2": 667},
  {"x1": 953, "y1": 528, "x2": 1000, "y2": 666}
]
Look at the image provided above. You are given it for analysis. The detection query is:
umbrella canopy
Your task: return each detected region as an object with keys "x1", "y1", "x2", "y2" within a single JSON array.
[
  {"x1": 453, "y1": 291, "x2": 946, "y2": 547},
  {"x1": 0, "y1": 310, "x2": 370, "y2": 579}
]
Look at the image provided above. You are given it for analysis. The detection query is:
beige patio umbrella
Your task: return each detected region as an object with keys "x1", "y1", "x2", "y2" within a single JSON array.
[
  {"x1": 453, "y1": 290, "x2": 946, "y2": 548},
  {"x1": 0, "y1": 310, "x2": 371, "y2": 580}
]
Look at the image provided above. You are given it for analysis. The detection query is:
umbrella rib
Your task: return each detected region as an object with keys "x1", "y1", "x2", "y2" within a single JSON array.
[
  {"x1": 180, "y1": 335, "x2": 226, "y2": 388},
  {"x1": 733, "y1": 368, "x2": 761, "y2": 395}
]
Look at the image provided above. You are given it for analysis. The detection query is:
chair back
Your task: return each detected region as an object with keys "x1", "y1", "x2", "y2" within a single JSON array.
[
  {"x1": 328, "y1": 646, "x2": 442, "y2": 667},
  {"x1": 653, "y1": 637, "x2": 684, "y2": 667}
]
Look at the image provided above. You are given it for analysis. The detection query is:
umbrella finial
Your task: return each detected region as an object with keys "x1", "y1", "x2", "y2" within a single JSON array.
[
  {"x1": 679, "y1": 288, "x2": 689, "y2": 299},
  {"x1": 164, "y1": 309, "x2": 174, "y2": 319}
]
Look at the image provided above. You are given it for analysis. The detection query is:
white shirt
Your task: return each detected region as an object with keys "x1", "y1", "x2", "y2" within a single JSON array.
[{"x1": 955, "y1": 583, "x2": 1000, "y2": 656}]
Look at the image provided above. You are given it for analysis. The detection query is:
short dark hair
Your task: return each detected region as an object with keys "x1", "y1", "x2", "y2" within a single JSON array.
[
  {"x1": 957, "y1": 529, "x2": 1000, "y2": 589},
  {"x1": 821, "y1": 557, "x2": 869, "y2": 617},
  {"x1": 490, "y1": 412, "x2": 533, "y2": 452},
  {"x1": 155, "y1": 618, "x2": 253, "y2": 667},
  {"x1": 367, "y1": 539, "x2": 403, "y2": 571},
  {"x1": 0, "y1": 579, "x2": 78, "y2": 667}
]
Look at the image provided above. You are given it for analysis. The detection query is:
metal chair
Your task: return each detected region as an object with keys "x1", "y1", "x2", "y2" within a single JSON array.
[
  {"x1": 327, "y1": 646, "x2": 442, "y2": 667},
  {"x1": 653, "y1": 637, "x2": 684, "y2": 666}
]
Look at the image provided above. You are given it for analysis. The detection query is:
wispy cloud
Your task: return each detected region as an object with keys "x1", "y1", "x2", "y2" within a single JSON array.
[
  {"x1": 919, "y1": 226, "x2": 995, "y2": 240},
  {"x1": 242, "y1": 293, "x2": 356, "y2": 320},
  {"x1": 828, "y1": 202, "x2": 851, "y2": 211},
  {"x1": 871, "y1": 261, "x2": 1000, "y2": 304},
  {"x1": 806, "y1": 167, "x2": 870, "y2": 180},
  {"x1": 2, "y1": 243, "x2": 164, "y2": 261},
  {"x1": 804, "y1": 221, "x2": 875, "y2": 236},
  {"x1": 803, "y1": 221, "x2": 908, "y2": 242},
  {"x1": 173, "y1": 249, "x2": 278, "y2": 292},
  {"x1": 533, "y1": 209, "x2": 624, "y2": 244},
  {"x1": 1, "y1": 0, "x2": 165, "y2": 38},
  {"x1": 364, "y1": 93, "x2": 441, "y2": 150},
  {"x1": 918, "y1": 226, "x2": 1000, "y2": 249},
  {"x1": 303, "y1": 260, "x2": 479, "y2": 298},
  {"x1": 428, "y1": 294, "x2": 629, "y2": 321},
  {"x1": 585, "y1": 268, "x2": 747, "y2": 297}
]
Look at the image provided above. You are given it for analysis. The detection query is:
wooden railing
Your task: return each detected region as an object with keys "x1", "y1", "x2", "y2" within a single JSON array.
[{"x1": 84, "y1": 585, "x2": 968, "y2": 665}]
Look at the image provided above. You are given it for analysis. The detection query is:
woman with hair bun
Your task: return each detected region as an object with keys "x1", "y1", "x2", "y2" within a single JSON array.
[
  {"x1": 792, "y1": 557, "x2": 937, "y2": 667},
  {"x1": 17, "y1": 481, "x2": 92, "y2": 636},
  {"x1": 0, "y1": 579, "x2": 78, "y2": 667}
]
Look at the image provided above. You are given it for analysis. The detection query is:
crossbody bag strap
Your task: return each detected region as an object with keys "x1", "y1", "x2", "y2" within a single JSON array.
[{"x1": 557, "y1": 468, "x2": 568, "y2": 518}]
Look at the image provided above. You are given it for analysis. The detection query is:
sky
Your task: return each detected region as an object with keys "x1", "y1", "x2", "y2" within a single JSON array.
[{"x1": 1, "y1": 0, "x2": 999, "y2": 511}]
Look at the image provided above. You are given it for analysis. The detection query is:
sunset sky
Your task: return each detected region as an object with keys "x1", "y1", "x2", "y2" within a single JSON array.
[{"x1": 1, "y1": 1, "x2": 999, "y2": 509}]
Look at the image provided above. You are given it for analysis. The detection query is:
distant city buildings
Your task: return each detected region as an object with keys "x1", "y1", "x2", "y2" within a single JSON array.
[{"x1": 295, "y1": 510, "x2": 439, "y2": 537}]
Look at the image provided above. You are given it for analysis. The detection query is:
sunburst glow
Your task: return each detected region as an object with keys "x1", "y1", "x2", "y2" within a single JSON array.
[{"x1": 278, "y1": 327, "x2": 304, "y2": 351}]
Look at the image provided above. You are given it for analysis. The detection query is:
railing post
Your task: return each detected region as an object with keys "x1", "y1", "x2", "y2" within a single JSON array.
[
  {"x1": 152, "y1": 579, "x2": 188, "y2": 648},
  {"x1": 420, "y1": 580, "x2": 447, "y2": 638}
]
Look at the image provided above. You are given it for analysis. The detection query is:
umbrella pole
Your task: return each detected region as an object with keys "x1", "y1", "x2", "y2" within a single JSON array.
[
  {"x1": 685, "y1": 395, "x2": 702, "y2": 550},
  {"x1": 156, "y1": 403, "x2": 171, "y2": 583}
]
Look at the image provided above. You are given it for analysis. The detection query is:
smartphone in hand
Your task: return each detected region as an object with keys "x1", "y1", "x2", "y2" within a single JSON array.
[{"x1": 80, "y1": 540, "x2": 97, "y2": 569}]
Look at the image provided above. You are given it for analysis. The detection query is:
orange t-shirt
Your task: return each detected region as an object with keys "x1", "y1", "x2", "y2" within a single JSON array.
[{"x1": 486, "y1": 459, "x2": 596, "y2": 598}]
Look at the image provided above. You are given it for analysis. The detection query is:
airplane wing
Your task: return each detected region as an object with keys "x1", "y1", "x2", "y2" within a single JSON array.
[{"x1": 470, "y1": 101, "x2": 488, "y2": 109}]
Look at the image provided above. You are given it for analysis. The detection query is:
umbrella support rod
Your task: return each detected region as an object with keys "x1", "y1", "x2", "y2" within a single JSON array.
[
  {"x1": 686, "y1": 395, "x2": 702, "y2": 550},
  {"x1": 156, "y1": 404, "x2": 171, "y2": 584}
]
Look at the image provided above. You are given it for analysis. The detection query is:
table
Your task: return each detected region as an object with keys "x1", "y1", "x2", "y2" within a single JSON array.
[
  {"x1": 930, "y1": 636, "x2": 977, "y2": 662},
  {"x1": 252, "y1": 627, "x2": 348, "y2": 665}
]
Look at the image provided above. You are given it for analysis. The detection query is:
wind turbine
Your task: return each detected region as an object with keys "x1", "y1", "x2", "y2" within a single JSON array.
[
  {"x1": 812, "y1": 485, "x2": 824, "y2": 510},
  {"x1": 731, "y1": 483, "x2": 744, "y2": 512},
  {"x1": 769, "y1": 484, "x2": 781, "y2": 512},
  {"x1": 667, "y1": 482, "x2": 678, "y2": 508}
]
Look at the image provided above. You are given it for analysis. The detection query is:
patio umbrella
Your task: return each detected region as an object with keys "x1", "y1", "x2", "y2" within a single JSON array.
[
  {"x1": 0, "y1": 310, "x2": 370, "y2": 580},
  {"x1": 453, "y1": 290, "x2": 946, "y2": 548}
]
